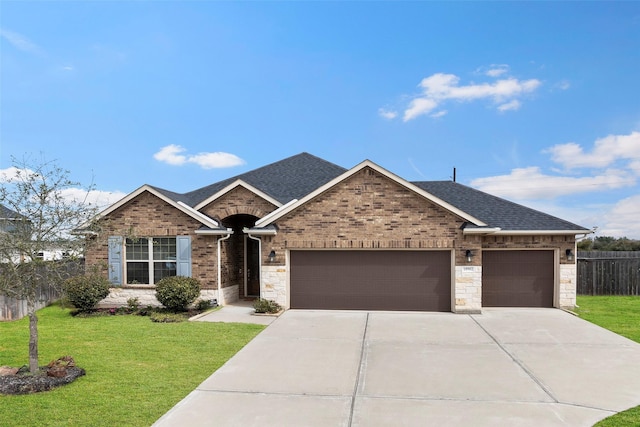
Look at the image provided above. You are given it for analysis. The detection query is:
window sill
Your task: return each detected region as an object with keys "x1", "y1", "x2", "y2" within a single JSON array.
[{"x1": 122, "y1": 284, "x2": 156, "y2": 289}]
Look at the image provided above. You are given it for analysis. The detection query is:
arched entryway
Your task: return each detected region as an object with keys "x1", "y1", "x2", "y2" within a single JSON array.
[{"x1": 221, "y1": 214, "x2": 260, "y2": 300}]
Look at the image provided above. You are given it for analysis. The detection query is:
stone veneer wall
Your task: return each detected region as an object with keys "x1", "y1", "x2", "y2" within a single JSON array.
[
  {"x1": 98, "y1": 288, "x2": 218, "y2": 308},
  {"x1": 454, "y1": 266, "x2": 482, "y2": 314},
  {"x1": 261, "y1": 265, "x2": 288, "y2": 308},
  {"x1": 221, "y1": 285, "x2": 240, "y2": 305},
  {"x1": 558, "y1": 264, "x2": 577, "y2": 308}
]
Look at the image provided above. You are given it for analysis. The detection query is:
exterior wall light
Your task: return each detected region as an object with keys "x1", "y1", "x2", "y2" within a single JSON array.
[
  {"x1": 268, "y1": 250, "x2": 276, "y2": 263},
  {"x1": 465, "y1": 250, "x2": 473, "y2": 263},
  {"x1": 566, "y1": 249, "x2": 574, "y2": 261}
]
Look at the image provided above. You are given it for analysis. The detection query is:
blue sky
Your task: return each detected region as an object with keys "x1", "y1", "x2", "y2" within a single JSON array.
[{"x1": 1, "y1": 2, "x2": 639, "y2": 238}]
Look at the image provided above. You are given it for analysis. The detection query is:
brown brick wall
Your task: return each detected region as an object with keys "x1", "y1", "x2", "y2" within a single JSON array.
[
  {"x1": 265, "y1": 167, "x2": 473, "y2": 263},
  {"x1": 482, "y1": 234, "x2": 576, "y2": 265},
  {"x1": 84, "y1": 191, "x2": 218, "y2": 289},
  {"x1": 200, "y1": 185, "x2": 278, "y2": 220}
]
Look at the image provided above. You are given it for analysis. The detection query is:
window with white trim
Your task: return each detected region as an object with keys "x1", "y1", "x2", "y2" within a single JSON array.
[{"x1": 125, "y1": 237, "x2": 177, "y2": 284}]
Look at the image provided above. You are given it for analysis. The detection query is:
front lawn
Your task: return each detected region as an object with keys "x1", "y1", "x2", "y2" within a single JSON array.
[
  {"x1": 575, "y1": 295, "x2": 640, "y2": 427},
  {"x1": 0, "y1": 305, "x2": 265, "y2": 426}
]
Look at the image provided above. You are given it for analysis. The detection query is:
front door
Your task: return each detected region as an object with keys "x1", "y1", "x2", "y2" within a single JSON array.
[{"x1": 245, "y1": 237, "x2": 260, "y2": 297}]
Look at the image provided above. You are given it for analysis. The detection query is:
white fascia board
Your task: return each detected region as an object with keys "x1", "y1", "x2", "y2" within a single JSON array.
[
  {"x1": 194, "y1": 227, "x2": 234, "y2": 235},
  {"x1": 462, "y1": 227, "x2": 502, "y2": 235},
  {"x1": 242, "y1": 227, "x2": 277, "y2": 236},
  {"x1": 177, "y1": 201, "x2": 219, "y2": 228},
  {"x1": 193, "y1": 180, "x2": 282, "y2": 211},
  {"x1": 257, "y1": 160, "x2": 488, "y2": 227},
  {"x1": 255, "y1": 199, "x2": 298, "y2": 227},
  {"x1": 491, "y1": 229, "x2": 594, "y2": 236}
]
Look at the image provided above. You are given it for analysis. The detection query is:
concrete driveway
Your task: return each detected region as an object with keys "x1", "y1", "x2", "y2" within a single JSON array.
[{"x1": 153, "y1": 309, "x2": 640, "y2": 427}]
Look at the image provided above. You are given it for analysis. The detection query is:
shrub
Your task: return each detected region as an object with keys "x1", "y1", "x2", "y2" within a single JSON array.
[
  {"x1": 154, "y1": 276, "x2": 201, "y2": 312},
  {"x1": 149, "y1": 312, "x2": 187, "y2": 323},
  {"x1": 126, "y1": 297, "x2": 140, "y2": 312},
  {"x1": 253, "y1": 298, "x2": 282, "y2": 314},
  {"x1": 195, "y1": 299, "x2": 212, "y2": 312},
  {"x1": 63, "y1": 274, "x2": 111, "y2": 312}
]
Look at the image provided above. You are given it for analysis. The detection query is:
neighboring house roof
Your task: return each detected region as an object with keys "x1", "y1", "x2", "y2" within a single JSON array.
[
  {"x1": 0, "y1": 204, "x2": 26, "y2": 220},
  {"x1": 413, "y1": 181, "x2": 590, "y2": 233}
]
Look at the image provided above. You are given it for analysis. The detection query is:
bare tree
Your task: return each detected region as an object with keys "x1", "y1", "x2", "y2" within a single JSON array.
[{"x1": 0, "y1": 155, "x2": 98, "y2": 374}]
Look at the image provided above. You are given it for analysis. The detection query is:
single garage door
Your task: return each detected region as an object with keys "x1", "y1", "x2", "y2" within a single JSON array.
[
  {"x1": 290, "y1": 250, "x2": 451, "y2": 311},
  {"x1": 482, "y1": 250, "x2": 554, "y2": 307}
]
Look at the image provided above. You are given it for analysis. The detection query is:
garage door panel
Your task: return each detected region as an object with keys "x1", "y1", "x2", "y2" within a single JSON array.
[
  {"x1": 482, "y1": 251, "x2": 554, "y2": 308},
  {"x1": 290, "y1": 251, "x2": 451, "y2": 312}
]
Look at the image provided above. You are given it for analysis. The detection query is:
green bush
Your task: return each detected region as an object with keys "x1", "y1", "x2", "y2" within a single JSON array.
[
  {"x1": 154, "y1": 276, "x2": 201, "y2": 312},
  {"x1": 149, "y1": 312, "x2": 188, "y2": 323},
  {"x1": 195, "y1": 299, "x2": 212, "y2": 311},
  {"x1": 63, "y1": 274, "x2": 111, "y2": 312},
  {"x1": 253, "y1": 298, "x2": 282, "y2": 314}
]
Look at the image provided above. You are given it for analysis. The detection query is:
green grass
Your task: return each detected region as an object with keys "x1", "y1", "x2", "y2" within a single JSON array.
[
  {"x1": 575, "y1": 295, "x2": 640, "y2": 426},
  {"x1": 0, "y1": 305, "x2": 265, "y2": 426}
]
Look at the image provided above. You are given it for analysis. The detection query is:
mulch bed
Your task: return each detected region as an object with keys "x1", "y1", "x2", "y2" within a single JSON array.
[{"x1": 0, "y1": 358, "x2": 86, "y2": 395}]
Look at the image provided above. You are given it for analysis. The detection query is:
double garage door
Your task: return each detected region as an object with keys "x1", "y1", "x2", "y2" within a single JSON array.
[
  {"x1": 290, "y1": 249, "x2": 555, "y2": 311},
  {"x1": 290, "y1": 250, "x2": 451, "y2": 312}
]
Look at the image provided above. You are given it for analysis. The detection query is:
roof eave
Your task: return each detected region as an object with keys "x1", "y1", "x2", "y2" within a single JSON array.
[
  {"x1": 243, "y1": 226, "x2": 278, "y2": 236},
  {"x1": 489, "y1": 229, "x2": 594, "y2": 236},
  {"x1": 194, "y1": 227, "x2": 234, "y2": 236}
]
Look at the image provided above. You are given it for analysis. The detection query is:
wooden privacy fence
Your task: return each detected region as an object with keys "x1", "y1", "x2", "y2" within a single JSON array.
[
  {"x1": 577, "y1": 251, "x2": 640, "y2": 296},
  {"x1": 0, "y1": 260, "x2": 84, "y2": 321}
]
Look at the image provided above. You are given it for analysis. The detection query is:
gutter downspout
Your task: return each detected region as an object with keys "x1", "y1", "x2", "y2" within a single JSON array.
[
  {"x1": 246, "y1": 233, "x2": 262, "y2": 300},
  {"x1": 217, "y1": 233, "x2": 232, "y2": 306}
]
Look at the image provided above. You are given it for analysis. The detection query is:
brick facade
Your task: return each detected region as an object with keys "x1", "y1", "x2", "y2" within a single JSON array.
[
  {"x1": 88, "y1": 168, "x2": 579, "y2": 311},
  {"x1": 85, "y1": 191, "x2": 218, "y2": 290}
]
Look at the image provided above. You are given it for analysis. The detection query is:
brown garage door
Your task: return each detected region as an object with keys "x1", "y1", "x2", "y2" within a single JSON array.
[
  {"x1": 290, "y1": 250, "x2": 451, "y2": 311},
  {"x1": 482, "y1": 250, "x2": 554, "y2": 307}
]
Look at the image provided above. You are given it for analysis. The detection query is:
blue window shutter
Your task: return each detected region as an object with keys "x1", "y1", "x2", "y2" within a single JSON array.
[
  {"x1": 108, "y1": 236, "x2": 123, "y2": 286},
  {"x1": 176, "y1": 236, "x2": 192, "y2": 277}
]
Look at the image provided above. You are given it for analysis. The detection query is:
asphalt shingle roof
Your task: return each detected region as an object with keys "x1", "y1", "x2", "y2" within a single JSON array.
[
  {"x1": 413, "y1": 181, "x2": 589, "y2": 232},
  {"x1": 142, "y1": 153, "x2": 588, "y2": 232},
  {"x1": 0, "y1": 203, "x2": 26, "y2": 220},
  {"x1": 156, "y1": 152, "x2": 347, "y2": 207}
]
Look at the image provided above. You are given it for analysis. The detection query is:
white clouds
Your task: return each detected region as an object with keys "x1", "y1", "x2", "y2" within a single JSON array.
[
  {"x1": 470, "y1": 166, "x2": 634, "y2": 200},
  {"x1": 0, "y1": 28, "x2": 41, "y2": 54},
  {"x1": 485, "y1": 64, "x2": 510, "y2": 77},
  {"x1": 497, "y1": 100, "x2": 521, "y2": 112},
  {"x1": 0, "y1": 166, "x2": 37, "y2": 182},
  {"x1": 153, "y1": 145, "x2": 245, "y2": 169},
  {"x1": 598, "y1": 195, "x2": 640, "y2": 238},
  {"x1": 60, "y1": 188, "x2": 127, "y2": 210},
  {"x1": 470, "y1": 130, "x2": 640, "y2": 237},
  {"x1": 381, "y1": 66, "x2": 542, "y2": 122},
  {"x1": 1, "y1": 166, "x2": 125, "y2": 211},
  {"x1": 154, "y1": 144, "x2": 187, "y2": 166},
  {"x1": 188, "y1": 152, "x2": 246, "y2": 169},
  {"x1": 546, "y1": 131, "x2": 640, "y2": 170},
  {"x1": 403, "y1": 98, "x2": 438, "y2": 121},
  {"x1": 378, "y1": 108, "x2": 398, "y2": 120}
]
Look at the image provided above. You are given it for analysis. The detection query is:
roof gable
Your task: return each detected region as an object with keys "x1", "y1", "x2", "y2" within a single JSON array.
[
  {"x1": 92, "y1": 185, "x2": 221, "y2": 229},
  {"x1": 193, "y1": 180, "x2": 282, "y2": 211},
  {"x1": 256, "y1": 160, "x2": 487, "y2": 227}
]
